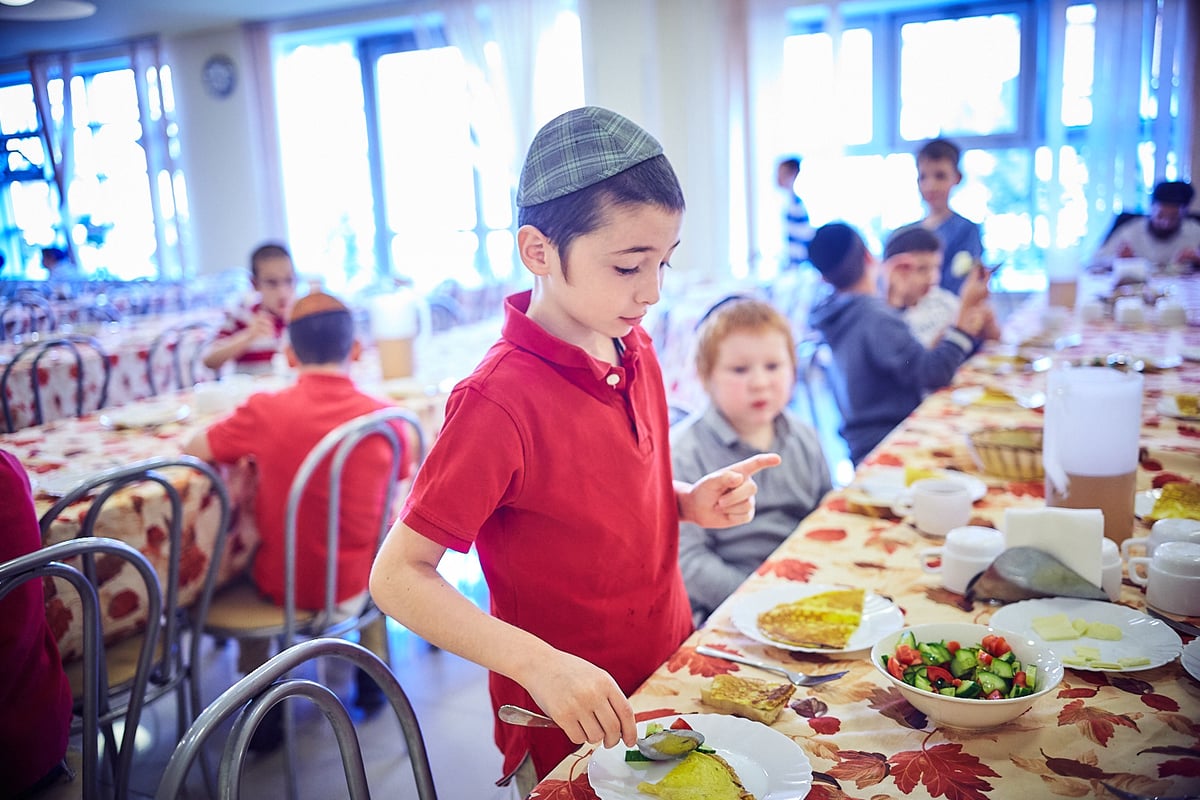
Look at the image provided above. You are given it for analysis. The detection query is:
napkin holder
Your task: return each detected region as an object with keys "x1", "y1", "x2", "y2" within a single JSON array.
[{"x1": 965, "y1": 547, "x2": 1109, "y2": 604}]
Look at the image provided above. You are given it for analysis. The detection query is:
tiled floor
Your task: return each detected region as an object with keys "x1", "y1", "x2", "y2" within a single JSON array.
[{"x1": 99, "y1": 553, "x2": 515, "y2": 800}]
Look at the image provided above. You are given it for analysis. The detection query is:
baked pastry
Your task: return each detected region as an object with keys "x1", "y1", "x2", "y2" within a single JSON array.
[
  {"x1": 1149, "y1": 481, "x2": 1200, "y2": 520},
  {"x1": 700, "y1": 673, "x2": 795, "y2": 724},
  {"x1": 636, "y1": 751, "x2": 755, "y2": 800},
  {"x1": 755, "y1": 588, "x2": 865, "y2": 649},
  {"x1": 1174, "y1": 394, "x2": 1199, "y2": 416}
]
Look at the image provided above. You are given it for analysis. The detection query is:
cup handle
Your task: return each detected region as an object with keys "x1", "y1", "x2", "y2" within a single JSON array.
[
  {"x1": 918, "y1": 547, "x2": 944, "y2": 573},
  {"x1": 1120, "y1": 537, "x2": 1145, "y2": 561},
  {"x1": 891, "y1": 495, "x2": 915, "y2": 518},
  {"x1": 1128, "y1": 556, "x2": 1150, "y2": 586}
]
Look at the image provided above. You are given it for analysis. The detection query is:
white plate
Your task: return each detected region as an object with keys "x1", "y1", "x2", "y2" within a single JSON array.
[
  {"x1": 1157, "y1": 395, "x2": 1200, "y2": 421},
  {"x1": 851, "y1": 466, "x2": 987, "y2": 505},
  {"x1": 587, "y1": 713, "x2": 812, "y2": 800},
  {"x1": 729, "y1": 583, "x2": 904, "y2": 654},
  {"x1": 990, "y1": 598, "x2": 1182, "y2": 673},
  {"x1": 100, "y1": 402, "x2": 191, "y2": 430},
  {"x1": 1182, "y1": 639, "x2": 1200, "y2": 682},
  {"x1": 1135, "y1": 489, "x2": 1161, "y2": 520}
]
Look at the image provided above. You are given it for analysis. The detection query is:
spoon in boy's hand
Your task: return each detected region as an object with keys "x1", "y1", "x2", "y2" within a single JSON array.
[{"x1": 497, "y1": 705, "x2": 703, "y2": 760}]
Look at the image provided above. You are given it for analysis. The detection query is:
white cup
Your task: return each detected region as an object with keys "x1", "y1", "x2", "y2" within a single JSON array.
[
  {"x1": 1121, "y1": 518, "x2": 1200, "y2": 562},
  {"x1": 893, "y1": 478, "x2": 973, "y2": 538},
  {"x1": 1128, "y1": 540, "x2": 1200, "y2": 616},
  {"x1": 1101, "y1": 537, "x2": 1121, "y2": 602},
  {"x1": 1113, "y1": 296, "x2": 1146, "y2": 326},
  {"x1": 918, "y1": 525, "x2": 1006, "y2": 594},
  {"x1": 192, "y1": 381, "x2": 235, "y2": 415},
  {"x1": 1080, "y1": 299, "x2": 1106, "y2": 323},
  {"x1": 1154, "y1": 298, "x2": 1187, "y2": 328}
]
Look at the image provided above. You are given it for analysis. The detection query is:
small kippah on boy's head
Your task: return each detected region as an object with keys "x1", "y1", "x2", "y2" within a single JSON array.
[
  {"x1": 1152, "y1": 181, "x2": 1194, "y2": 207},
  {"x1": 884, "y1": 224, "x2": 942, "y2": 260},
  {"x1": 516, "y1": 107, "x2": 664, "y2": 207},
  {"x1": 808, "y1": 222, "x2": 866, "y2": 290},
  {"x1": 288, "y1": 292, "x2": 355, "y2": 364}
]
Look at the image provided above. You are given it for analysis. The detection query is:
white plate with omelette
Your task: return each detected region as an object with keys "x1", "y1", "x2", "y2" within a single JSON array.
[
  {"x1": 588, "y1": 713, "x2": 812, "y2": 800},
  {"x1": 730, "y1": 583, "x2": 904, "y2": 654}
]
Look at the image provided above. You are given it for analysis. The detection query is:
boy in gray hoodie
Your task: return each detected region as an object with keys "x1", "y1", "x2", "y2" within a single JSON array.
[{"x1": 807, "y1": 221, "x2": 994, "y2": 464}]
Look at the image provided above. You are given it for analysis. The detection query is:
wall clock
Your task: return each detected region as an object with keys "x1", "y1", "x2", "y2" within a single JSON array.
[{"x1": 202, "y1": 54, "x2": 236, "y2": 99}]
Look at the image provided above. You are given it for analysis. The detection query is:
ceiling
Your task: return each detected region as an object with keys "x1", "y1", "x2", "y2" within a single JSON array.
[{"x1": 0, "y1": 0, "x2": 391, "y2": 64}]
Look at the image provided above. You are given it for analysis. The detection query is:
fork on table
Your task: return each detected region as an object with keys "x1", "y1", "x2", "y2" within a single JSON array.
[{"x1": 695, "y1": 645, "x2": 849, "y2": 687}]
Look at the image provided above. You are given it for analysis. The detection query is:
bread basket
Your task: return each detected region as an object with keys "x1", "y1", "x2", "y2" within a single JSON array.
[{"x1": 967, "y1": 427, "x2": 1044, "y2": 481}]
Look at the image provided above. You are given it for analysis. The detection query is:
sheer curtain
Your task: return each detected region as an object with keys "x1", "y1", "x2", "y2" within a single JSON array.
[{"x1": 28, "y1": 52, "x2": 76, "y2": 259}]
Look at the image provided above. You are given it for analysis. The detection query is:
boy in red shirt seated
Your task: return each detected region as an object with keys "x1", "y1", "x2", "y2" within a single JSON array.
[
  {"x1": 185, "y1": 291, "x2": 410, "y2": 747},
  {"x1": 369, "y1": 107, "x2": 780, "y2": 795},
  {"x1": 202, "y1": 242, "x2": 297, "y2": 374}
]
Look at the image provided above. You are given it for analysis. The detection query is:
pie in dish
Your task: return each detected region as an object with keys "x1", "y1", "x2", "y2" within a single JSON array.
[
  {"x1": 1174, "y1": 393, "x2": 1200, "y2": 416},
  {"x1": 636, "y1": 751, "x2": 754, "y2": 800},
  {"x1": 755, "y1": 587, "x2": 866, "y2": 649},
  {"x1": 700, "y1": 674, "x2": 795, "y2": 724}
]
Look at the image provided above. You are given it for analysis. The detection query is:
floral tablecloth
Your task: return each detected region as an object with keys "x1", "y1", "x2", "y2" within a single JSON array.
[
  {"x1": 0, "y1": 310, "x2": 221, "y2": 432},
  {"x1": 531, "y1": 291, "x2": 1200, "y2": 800}
]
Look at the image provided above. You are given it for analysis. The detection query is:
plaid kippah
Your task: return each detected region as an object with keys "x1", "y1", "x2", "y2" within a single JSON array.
[{"x1": 516, "y1": 106, "x2": 663, "y2": 207}]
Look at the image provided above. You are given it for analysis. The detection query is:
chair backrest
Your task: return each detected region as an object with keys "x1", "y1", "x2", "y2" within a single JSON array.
[
  {"x1": 146, "y1": 320, "x2": 217, "y2": 395},
  {"x1": 155, "y1": 638, "x2": 438, "y2": 800},
  {"x1": 39, "y1": 456, "x2": 232, "y2": 755},
  {"x1": 0, "y1": 334, "x2": 111, "y2": 432},
  {"x1": 0, "y1": 537, "x2": 162, "y2": 800},
  {"x1": 0, "y1": 292, "x2": 56, "y2": 341},
  {"x1": 282, "y1": 407, "x2": 426, "y2": 649}
]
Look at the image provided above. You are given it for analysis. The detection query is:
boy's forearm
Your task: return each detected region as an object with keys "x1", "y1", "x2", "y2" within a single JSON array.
[{"x1": 202, "y1": 330, "x2": 253, "y2": 369}]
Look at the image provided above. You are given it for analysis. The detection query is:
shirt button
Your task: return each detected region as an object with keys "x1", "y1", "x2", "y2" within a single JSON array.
[{"x1": 606, "y1": 373, "x2": 620, "y2": 387}]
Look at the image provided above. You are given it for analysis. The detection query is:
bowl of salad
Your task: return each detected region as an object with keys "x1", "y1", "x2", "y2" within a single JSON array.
[{"x1": 871, "y1": 622, "x2": 1064, "y2": 729}]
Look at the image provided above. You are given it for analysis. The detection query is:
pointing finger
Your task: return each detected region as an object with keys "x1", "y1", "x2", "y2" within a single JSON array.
[{"x1": 727, "y1": 453, "x2": 782, "y2": 480}]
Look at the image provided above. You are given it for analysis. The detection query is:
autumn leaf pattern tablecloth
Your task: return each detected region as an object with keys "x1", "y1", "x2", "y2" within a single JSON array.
[{"x1": 531, "y1": 293, "x2": 1200, "y2": 800}]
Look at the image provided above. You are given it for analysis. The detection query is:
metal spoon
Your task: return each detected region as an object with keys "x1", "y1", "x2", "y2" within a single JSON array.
[{"x1": 496, "y1": 705, "x2": 704, "y2": 760}]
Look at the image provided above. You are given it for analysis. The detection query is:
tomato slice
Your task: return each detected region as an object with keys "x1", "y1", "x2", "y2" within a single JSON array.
[
  {"x1": 895, "y1": 644, "x2": 922, "y2": 665},
  {"x1": 926, "y1": 666, "x2": 955, "y2": 688},
  {"x1": 670, "y1": 718, "x2": 693, "y2": 731},
  {"x1": 1014, "y1": 671, "x2": 1027, "y2": 688},
  {"x1": 946, "y1": 641, "x2": 961, "y2": 654},
  {"x1": 887, "y1": 655, "x2": 906, "y2": 680},
  {"x1": 978, "y1": 651, "x2": 993, "y2": 666}
]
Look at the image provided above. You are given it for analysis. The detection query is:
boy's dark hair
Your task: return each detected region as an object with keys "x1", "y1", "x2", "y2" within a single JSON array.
[
  {"x1": 250, "y1": 242, "x2": 292, "y2": 279},
  {"x1": 808, "y1": 222, "x2": 867, "y2": 290},
  {"x1": 778, "y1": 156, "x2": 801, "y2": 174},
  {"x1": 916, "y1": 137, "x2": 961, "y2": 167},
  {"x1": 289, "y1": 308, "x2": 354, "y2": 364},
  {"x1": 517, "y1": 154, "x2": 684, "y2": 275},
  {"x1": 884, "y1": 224, "x2": 942, "y2": 260}
]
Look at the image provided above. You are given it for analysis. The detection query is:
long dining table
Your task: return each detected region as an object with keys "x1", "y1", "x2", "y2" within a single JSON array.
[{"x1": 530, "y1": 276, "x2": 1200, "y2": 800}]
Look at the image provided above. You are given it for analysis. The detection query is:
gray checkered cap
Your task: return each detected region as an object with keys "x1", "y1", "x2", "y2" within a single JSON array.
[{"x1": 516, "y1": 106, "x2": 664, "y2": 207}]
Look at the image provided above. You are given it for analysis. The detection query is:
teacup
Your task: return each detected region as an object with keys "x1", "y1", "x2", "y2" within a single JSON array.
[
  {"x1": 918, "y1": 525, "x2": 1005, "y2": 594},
  {"x1": 1121, "y1": 518, "x2": 1200, "y2": 561},
  {"x1": 192, "y1": 381, "x2": 235, "y2": 415},
  {"x1": 1154, "y1": 298, "x2": 1187, "y2": 328},
  {"x1": 1113, "y1": 296, "x2": 1146, "y2": 326},
  {"x1": 1101, "y1": 537, "x2": 1121, "y2": 602},
  {"x1": 893, "y1": 478, "x2": 973, "y2": 538},
  {"x1": 1128, "y1": 540, "x2": 1200, "y2": 616}
]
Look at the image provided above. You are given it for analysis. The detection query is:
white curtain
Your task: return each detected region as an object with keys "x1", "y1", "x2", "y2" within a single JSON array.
[{"x1": 28, "y1": 52, "x2": 75, "y2": 259}]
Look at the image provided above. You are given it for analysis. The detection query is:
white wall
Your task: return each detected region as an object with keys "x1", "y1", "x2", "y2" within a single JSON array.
[{"x1": 169, "y1": 27, "x2": 287, "y2": 277}]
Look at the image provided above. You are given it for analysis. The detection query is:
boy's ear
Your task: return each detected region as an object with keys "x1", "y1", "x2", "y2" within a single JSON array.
[
  {"x1": 348, "y1": 340, "x2": 362, "y2": 363},
  {"x1": 517, "y1": 224, "x2": 554, "y2": 277},
  {"x1": 285, "y1": 344, "x2": 299, "y2": 368}
]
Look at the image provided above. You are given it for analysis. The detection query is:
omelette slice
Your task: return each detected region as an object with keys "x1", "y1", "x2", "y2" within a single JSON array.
[
  {"x1": 636, "y1": 751, "x2": 755, "y2": 800},
  {"x1": 1149, "y1": 481, "x2": 1200, "y2": 520},
  {"x1": 1174, "y1": 393, "x2": 1200, "y2": 416},
  {"x1": 756, "y1": 588, "x2": 865, "y2": 649}
]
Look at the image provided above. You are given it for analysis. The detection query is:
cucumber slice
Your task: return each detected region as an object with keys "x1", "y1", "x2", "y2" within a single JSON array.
[
  {"x1": 975, "y1": 669, "x2": 1008, "y2": 694},
  {"x1": 954, "y1": 679, "x2": 981, "y2": 698},
  {"x1": 899, "y1": 630, "x2": 917, "y2": 650},
  {"x1": 989, "y1": 659, "x2": 1014, "y2": 679},
  {"x1": 1024, "y1": 664, "x2": 1037, "y2": 691},
  {"x1": 949, "y1": 647, "x2": 977, "y2": 677}
]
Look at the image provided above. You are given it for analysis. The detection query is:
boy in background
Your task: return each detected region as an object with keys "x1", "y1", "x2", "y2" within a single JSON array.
[
  {"x1": 808, "y1": 221, "x2": 992, "y2": 464},
  {"x1": 914, "y1": 138, "x2": 982, "y2": 295},
  {"x1": 884, "y1": 223, "x2": 999, "y2": 347},
  {"x1": 671, "y1": 298, "x2": 831, "y2": 624},
  {"x1": 185, "y1": 291, "x2": 410, "y2": 748},
  {"x1": 369, "y1": 107, "x2": 778, "y2": 793},
  {"x1": 776, "y1": 156, "x2": 815, "y2": 271},
  {"x1": 203, "y1": 242, "x2": 297, "y2": 374}
]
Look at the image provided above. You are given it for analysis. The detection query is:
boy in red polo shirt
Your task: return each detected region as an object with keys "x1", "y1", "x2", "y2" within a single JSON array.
[{"x1": 370, "y1": 107, "x2": 779, "y2": 793}]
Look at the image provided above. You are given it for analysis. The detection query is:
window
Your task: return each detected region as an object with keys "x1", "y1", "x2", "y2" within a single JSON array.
[
  {"x1": 763, "y1": 1, "x2": 1191, "y2": 292},
  {"x1": 0, "y1": 51, "x2": 185, "y2": 280},
  {"x1": 274, "y1": 7, "x2": 583, "y2": 297}
]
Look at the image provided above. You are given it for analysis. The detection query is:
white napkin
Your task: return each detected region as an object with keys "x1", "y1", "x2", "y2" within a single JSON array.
[{"x1": 1002, "y1": 507, "x2": 1104, "y2": 587}]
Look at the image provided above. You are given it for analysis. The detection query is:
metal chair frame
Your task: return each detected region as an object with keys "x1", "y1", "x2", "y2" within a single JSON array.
[
  {"x1": 1, "y1": 334, "x2": 111, "y2": 432},
  {"x1": 39, "y1": 456, "x2": 232, "y2": 797},
  {"x1": 202, "y1": 407, "x2": 425, "y2": 800},
  {"x1": 146, "y1": 320, "x2": 217, "y2": 395},
  {"x1": 0, "y1": 537, "x2": 161, "y2": 800},
  {"x1": 0, "y1": 291, "x2": 56, "y2": 340},
  {"x1": 154, "y1": 638, "x2": 438, "y2": 800}
]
